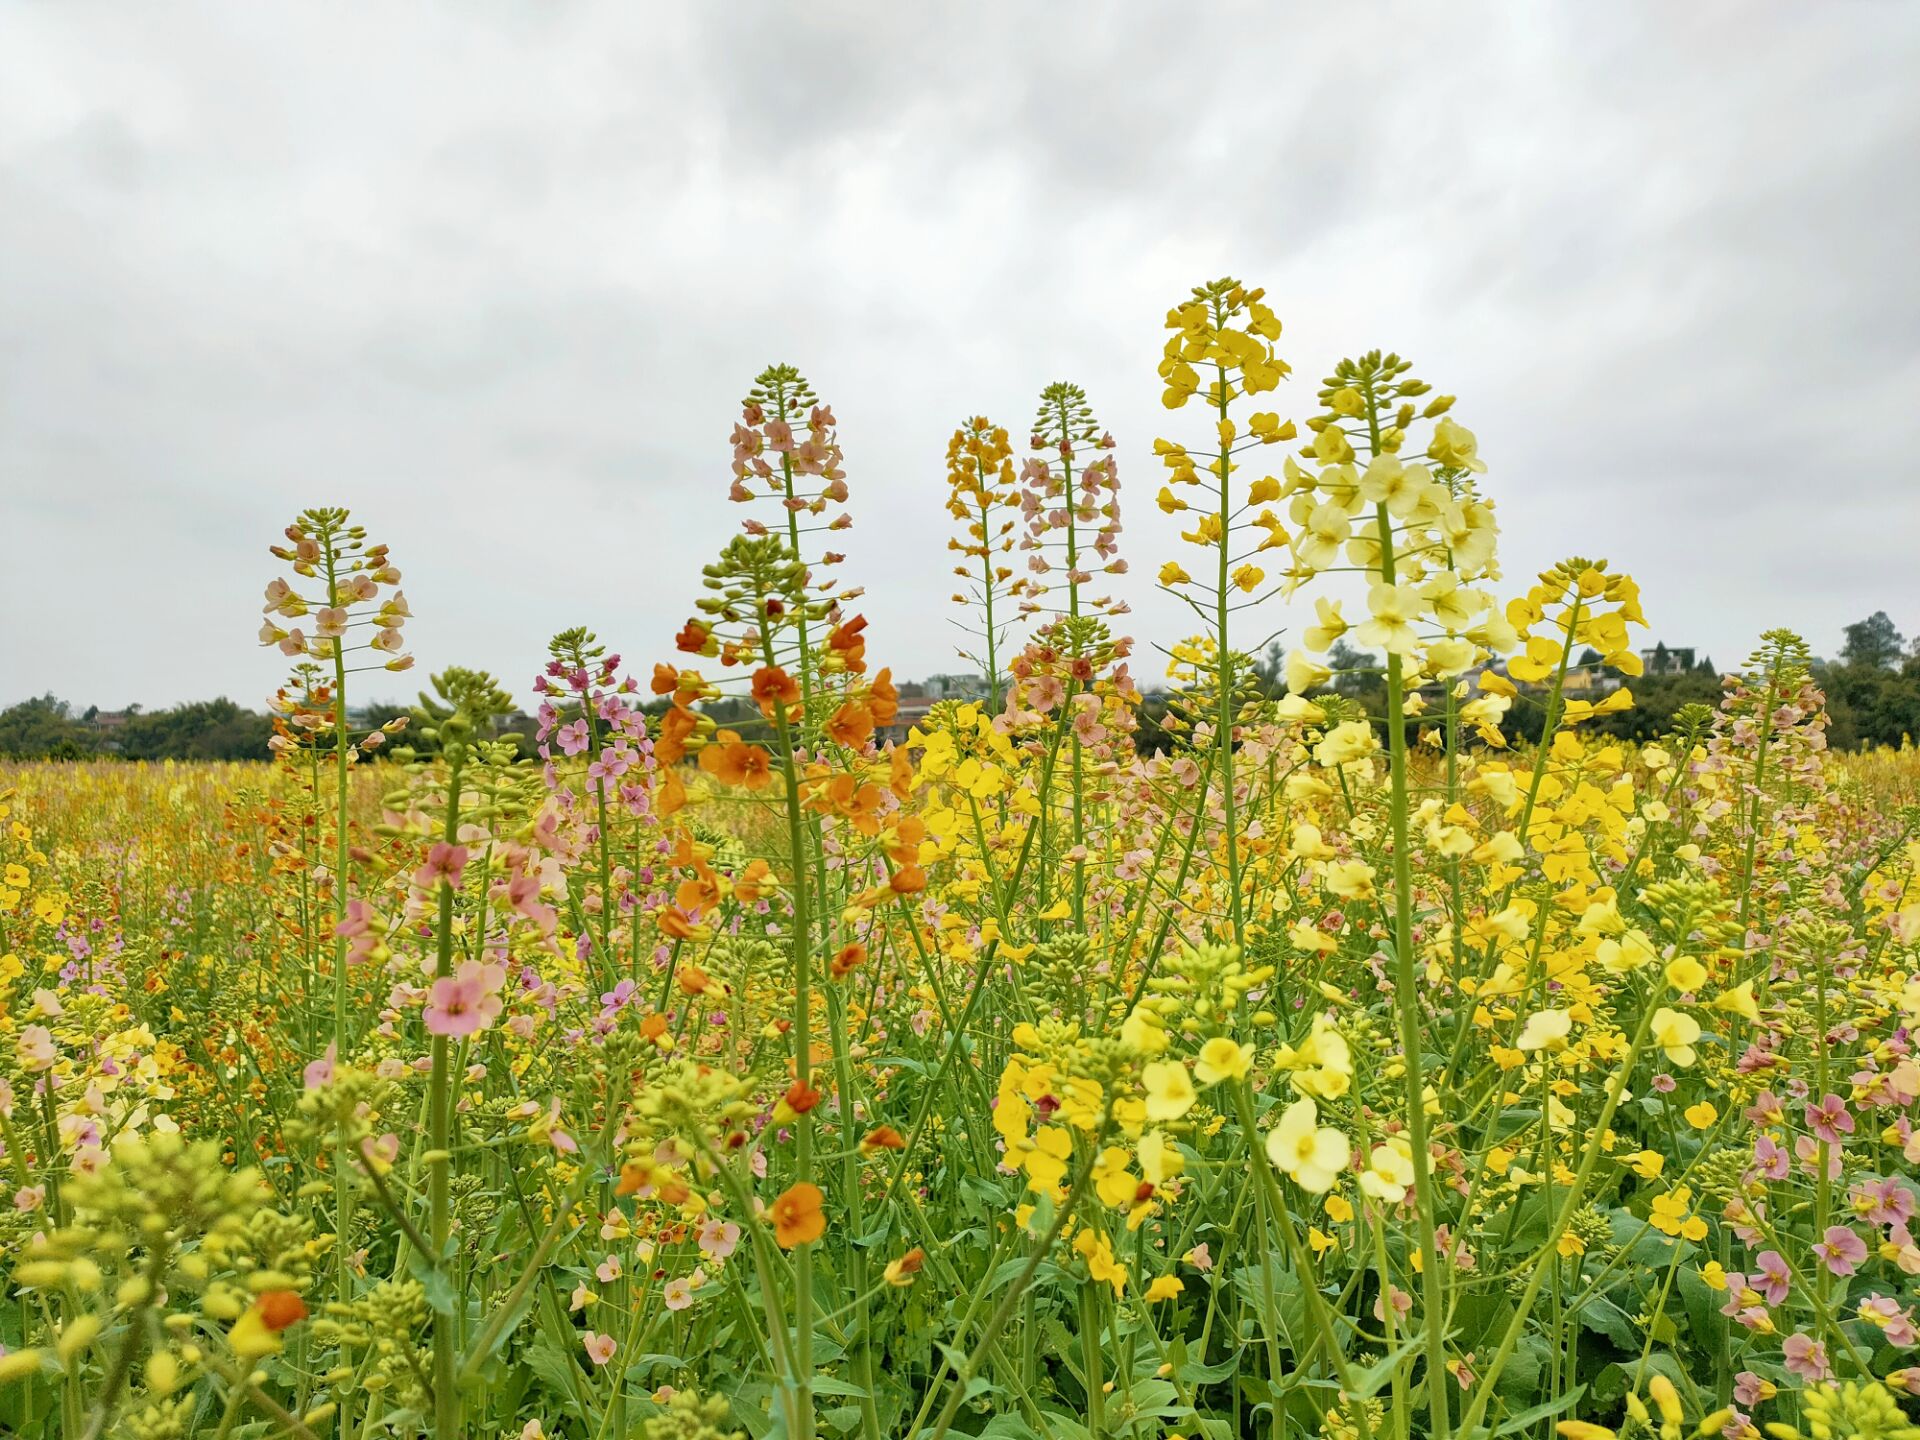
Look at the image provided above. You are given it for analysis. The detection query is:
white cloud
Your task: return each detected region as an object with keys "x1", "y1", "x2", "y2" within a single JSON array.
[{"x1": 2, "y1": 1, "x2": 1915, "y2": 708}]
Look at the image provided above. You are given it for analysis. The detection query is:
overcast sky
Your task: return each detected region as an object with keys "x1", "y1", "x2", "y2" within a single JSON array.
[{"x1": 3, "y1": 3, "x2": 1916, "y2": 712}]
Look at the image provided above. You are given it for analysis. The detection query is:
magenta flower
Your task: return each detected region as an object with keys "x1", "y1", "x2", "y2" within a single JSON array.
[
  {"x1": 415, "y1": 842, "x2": 469, "y2": 893},
  {"x1": 1851, "y1": 1177, "x2": 1916, "y2": 1228},
  {"x1": 1814, "y1": 1225, "x2": 1868, "y2": 1277},
  {"x1": 1807, "y1": 1093, "x2": 1855, "y2": 1144},
  {"x1": 1860, "y1": 1294, "x2": 1919, "y2": 1347},
  {"x1": 1751, "y1": 1134, "x2": 1789, "y2": 1180},
  {"x1": 1753, "y1": 1250, "x2": 1792, "y2": 1304},
  {"x1": 423, "y1": 964, "x2": 503, "y2": 1038},
  {"x1": 1782, "y1": 1332, "x2": 1831, "y2": 1383}
]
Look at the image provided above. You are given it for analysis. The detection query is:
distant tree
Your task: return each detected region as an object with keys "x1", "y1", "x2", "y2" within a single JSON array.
[
  {"x1": 1842, "y1": 611, "x2": 1906, "y2": 670},
  {"x1": 117, "y1": 698, "x2": 273, "y2": 761},
  {"x1": 0, "y1": 696, "x2": 96, "y2": 759}
]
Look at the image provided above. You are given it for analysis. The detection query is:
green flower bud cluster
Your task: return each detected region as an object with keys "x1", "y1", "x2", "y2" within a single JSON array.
[
  {"x1": 1146, "y1": 942, "x2": 1275, "y2": 1033},
  {"x1": 310, "y1": 1278, "x2": 430, "y2": 1407},
  {"x1": 642, "y1": 1389, "x2": 749, "y2": 1440}
]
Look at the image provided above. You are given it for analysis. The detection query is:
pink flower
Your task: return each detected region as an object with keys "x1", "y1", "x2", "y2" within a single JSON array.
[
  {"x1": 582, "y1": 1331, "x2": 617, "y2": 1366},
  {"x1": 595, "y1": 1255, "x2": 622, "y2": 1284},
  {"x1": 1751, "y1": 1134, "x2": 1789, "y2": 1180},
  {"x1": 1184, "y1": 1243, "x2": 1213, "y2": 1273},
  {"x1": 1859, "y1": 1294, "x2": 1919, "y2": 1347},
  {"x1": 423, "y1": 968, "x2": 502, "y2": 1039},
  {"x1": 663, "y1": 1270, "x2": 704, "y2": 1311},
  {"x1": 697, "y1": 1219, "x2": 740, "y2": 1261},
  {"x1": 1851, "y1": 1177, "x2": 1916, "y2": 1229},
  {"x1": 1782, "y1": 1332, "x2": 1830, "y2": 1383},
  {"x1": 1732, "y1": 1372, "x2": 1765, "y2": 1407},
  {"x1": 1815, "y1": 1225, "x2": 1868, "y2": 1277},
  {"x1": 303, "y1": 1043, "x2": 337, "y2": 1090},
  {"x1": 1807, "y1": 1093, "x2": 1855, "y2": 1145},
  {"x1": 1752, "y1": 1250, "x2": 1791, "y2": 1304},
  {"x1": 414, "y1": 842, "x2": 469, "y2": 893}
]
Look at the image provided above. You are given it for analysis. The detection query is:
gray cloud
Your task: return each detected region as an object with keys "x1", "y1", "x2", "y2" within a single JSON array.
[{"x1": 2, "y1": 1, "x2": 1916, "y2": 711}]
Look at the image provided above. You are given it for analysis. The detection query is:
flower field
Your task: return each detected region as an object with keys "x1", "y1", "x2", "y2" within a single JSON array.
[{"x1": 5, "y1": 278, "x2": 1920, "y2": 1440}]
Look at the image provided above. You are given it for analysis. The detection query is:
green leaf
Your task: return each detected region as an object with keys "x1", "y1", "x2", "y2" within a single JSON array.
[
  {"x1": 1492, "y1": 1385, "x2": 1587, "y2": 1436},
  {"x1": 808, "y1": 1376, "x2": 871, "y2": 1399}
]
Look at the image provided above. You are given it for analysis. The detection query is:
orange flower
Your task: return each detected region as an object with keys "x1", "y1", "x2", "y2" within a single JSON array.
[
  {"x1": 676, "y1": 964, "x2": 711, "y2": 996},
  {"x1": 657, "y1": 768, "x2": 687, "y2": 817},
  {"x1": 826, "y1": 700, "x2": 874, "y2": 748},
  {"x1": 752, "y1": 665, "x2": 801, "y2": 717},
  {"x1": 733, "y1": 858, "x2": 773, "y2": 905},
  {"x1": 230, "y1": 1290, "x2": 308, "y2": 1359},
  {"x1": 888, "y1": 745, "x2": 914, "y2": 800},
  {"x1": 770, "y1": 1182, "x2": 826, "y2": 1248},
  {"x1": 257, "y1": 1291, "x2": 308, "y2": 1331},
  {"x1": 656, "y1": 706, "x2": 698, "y2": 764},
  {"x1": 674, "y1": 619, "x2": 715, "y2": 656},
  {"x1": 869, "y1": 668, "x2": 899, "y2": 725},
  {"x1": 783, "y1": 1081, "x2": 821, "y2": 1115},
  {"x1": 658, "y1": 907, "x2": 701, "y2": 940},
  {"x1": 699, "y1": 734, "x2": 772, "y2": 790},
  {"x1": 889, "y1": 863, "x2": 927, "y2": 895},
  {"x1": 827, "y1": 616, "x2": 869, "y2": 674},
  {"x1": 860, "y1": 1125, "x2": 906, "y2": 1154},
  {"x1": 650, "y1": 663, "x2": 679, "y2": 696},
  {"x1": 675, "y1": 864, "x2": 724, "y2": 914},
  {"x1": 884, "y1": 1248, "x2": 925, "y2": 1286},
  {"x1": 831, "y1": 942, "x2": 867, "y2": 979},
  {"x1": 886, "y1": 815, "x2": 927, "y2": 866}
]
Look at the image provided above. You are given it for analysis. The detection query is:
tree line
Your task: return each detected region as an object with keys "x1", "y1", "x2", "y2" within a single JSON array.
[{"x1": 7, "y1": 612, "x2": 1918, "y2": 762}]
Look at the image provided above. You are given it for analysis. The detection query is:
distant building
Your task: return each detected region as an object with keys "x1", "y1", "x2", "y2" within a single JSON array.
[
  {"x1": 921, "y1": 673, "x2": 989, "y2": 700},
  {"x1": 1640, "y1": 644, "x2": 1697, "y2": 676},
  {"x1": 876, "y1": 693, "x2": 941, "y2": 746}
]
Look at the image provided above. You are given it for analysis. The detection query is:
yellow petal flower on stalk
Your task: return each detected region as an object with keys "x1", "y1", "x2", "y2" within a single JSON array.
[
  {"x1": 1093, "y1": 1147, "x2": 1138, "y2": 1208},
  {"x1": 1285, "y1": 651, "x2": 1332, "y2": 696},
  {"x1": 1137, "y1": 1130, "x2": 1184, "y2": 1185},
  {"x1": 1294, "y1": 501, "x2": 1351, "y2": 570},
  {"x1": 1358, "y1": 1138, "x2": 1415, "y2": 1203},
  {"x1": 1313, "y1": 720, "x2": 1378, "y2": 768},
  {"x1": 1231, "y1": 564, "x2": 1264, "y2": 594},
  {"x1": 1665, "y1": 955, "x2": 1708, "y2": 993},
  {"x1": 1685, "y1": 1101, "x2": 1718, "y2": 1129},
  {"x1": 1023, "y1": 1126, "x2": 1072, "y2": 1193},
  {"x1": 1142, "y1": 1061, "x2": 1197, "y2": 1122},
  {"x1": 1158, "y1": 562, "x2": 1191, "y2": 586},
  {"x1": 1713, "y1": 979, "x2": 1760, "y2": 1022},
  {"x1": 1194, "y1": 1037, "x2": 1253, "y2": 1086},
  {"x1": 1323, "y1": 859, "x2": 1376, "y2": 901},
  {"x1": 1265, "y1": 1098, "x2": 1351, "y2": 1194},
  {"x1": 1650, "y1": 1008, "x2": 1702, "y2": 1068},
  {"x1": 1427, "y1": 416, "x2": 1486, "y2": 472},
  {"x1": 1303, "y1": 598, "x2": 1347, "y2": 652},
  {"x1": 1145, "y1": 1274, "x2": 1184, "y2": 1302},
  {"x1": 1355, "y1": 581, "x2": 1423, "y2": 657},
  {"x1": 1516, "y1": 1008, "x2": 1573, "y2": 1053},
  {"x1": 1647, "y1": 1375, "x2": 1683, "y2": 1426}
]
